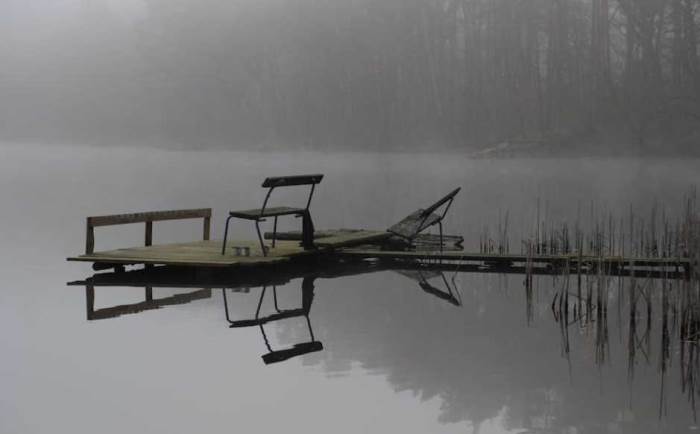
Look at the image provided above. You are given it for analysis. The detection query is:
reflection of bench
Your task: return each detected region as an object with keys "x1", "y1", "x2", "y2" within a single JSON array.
[
  {"x1": 222, "y1": 174, "x2": 323, "y2": 256},
  {"x1": 388, "y1": 187, "x2": 460, "y2": 250},
  {"x1": 85, "y1": 285, "x2": 212, "y2": 320}
]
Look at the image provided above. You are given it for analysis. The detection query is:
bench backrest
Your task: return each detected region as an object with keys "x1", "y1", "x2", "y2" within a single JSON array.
[
  {"x1": 262, "y1": 174, "x2": 324, "y2": 188},
  {"x1": 85, "y1": 208, "x2": 211, "y2": 254}
]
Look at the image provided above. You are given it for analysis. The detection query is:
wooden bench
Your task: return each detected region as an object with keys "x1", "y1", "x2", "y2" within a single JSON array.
[
  {"x1": 222, "y1": 174, "x2": 323, "y2": 256},
  {"x1": 85, "y1": 208, "x2": 212, "y2": 269}
]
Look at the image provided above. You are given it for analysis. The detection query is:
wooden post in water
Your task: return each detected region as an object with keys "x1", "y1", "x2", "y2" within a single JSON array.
[
  {"x1": 145, "y1": 221, "x2": 153, "y2": 246},
  {"x1": 145, "y1": 221, "x2": 154, "y2": 270},
  {"x1": 203, "y1": 215, "x2": 211, "y2": 240}
]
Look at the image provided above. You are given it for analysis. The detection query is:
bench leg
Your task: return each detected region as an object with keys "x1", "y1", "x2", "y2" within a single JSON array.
[
  {"x1": 255, "y1": 220, "x2": 267, "y2": 256},
  {"x1": 221, "y1": 215, "x2": 234, "y2": 255}
]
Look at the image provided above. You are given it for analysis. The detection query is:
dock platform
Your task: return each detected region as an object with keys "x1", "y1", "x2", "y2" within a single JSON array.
[
  {"x1": 67, "y1": 206, "x2": 389, "y2": 268},
  {"x1": 67, "y1": 207, "x2": 694, "y2": 277}
]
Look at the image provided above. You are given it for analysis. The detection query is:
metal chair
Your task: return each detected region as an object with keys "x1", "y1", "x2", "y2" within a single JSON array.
[{"x1": 222, "y1": 174, "x2": 324, "y2": 256}]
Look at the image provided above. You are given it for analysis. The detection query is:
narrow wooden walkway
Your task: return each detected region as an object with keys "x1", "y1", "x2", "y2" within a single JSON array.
[{"x1": 339, "y1": 249, "x2": 692, "y2": 273}]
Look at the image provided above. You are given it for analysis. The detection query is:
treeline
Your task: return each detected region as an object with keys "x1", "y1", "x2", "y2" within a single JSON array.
[{"x1": 2, "y1": 0, "x2": 700, "y2": 151}]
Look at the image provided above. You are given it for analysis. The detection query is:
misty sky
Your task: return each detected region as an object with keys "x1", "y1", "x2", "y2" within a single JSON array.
[{"x1": 2, "y1": 0, "x2": 699, "y2": 151}]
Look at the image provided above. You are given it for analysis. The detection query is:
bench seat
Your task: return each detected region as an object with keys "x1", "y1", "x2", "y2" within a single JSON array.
[{"x1": 229, "y1": 206, "x2": 305, "y2": 220}]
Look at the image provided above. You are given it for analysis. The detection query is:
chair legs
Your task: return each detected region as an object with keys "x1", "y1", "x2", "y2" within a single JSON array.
[
  {"x1": 301, "y1": 211, "x2": 315, "y2": 250},
  {"x1": 221, "y1": 215, "x2": 234, "y2": 255},
  {"x1": 223, "y1": 216, "x2": 268, "y2": 257},
  {"x1": 224, "y1": 214, "x2": 310, "y2": 257},
  {"x1": 255, "y1": 220, "x2": 267, "y2": 257}
]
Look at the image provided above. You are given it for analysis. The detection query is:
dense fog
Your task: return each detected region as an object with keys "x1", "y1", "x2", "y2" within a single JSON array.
[{"x1": 2, "y1": 0, "x2": 700, "y2": 153}]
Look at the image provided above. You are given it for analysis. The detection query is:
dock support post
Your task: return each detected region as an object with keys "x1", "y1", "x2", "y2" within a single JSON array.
[
  {"x1": 144, "y1": 221, "x2": 154, "y2": 270},
  {"x1": 86, "y1": 219, "x2": 95, "y2": 254},
  {"x1": 203, "y1": 216, "x2": 211, "y2": 241},
  {"x1": 145, "y1": 221, "x2": 153, "y2": 246}
]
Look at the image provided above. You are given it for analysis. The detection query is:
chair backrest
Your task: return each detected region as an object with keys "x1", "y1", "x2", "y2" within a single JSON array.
[
  {"x1": 260, "y1": 174, "x2": 324, "y2": 212},
  {"x1": 262, "y1": 174, "x2": 323, "y2": 188},
  {"x1": 421, "y1": 187, "x2": 461, "y2": 217},
  {"x1": 387, "y1": 187, "x2": 461, "y2": 240}
]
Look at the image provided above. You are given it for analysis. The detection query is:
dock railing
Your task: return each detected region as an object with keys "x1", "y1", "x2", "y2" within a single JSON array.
[{"x1": 85, "y1": 208, "x2": 212, "y2": 254}]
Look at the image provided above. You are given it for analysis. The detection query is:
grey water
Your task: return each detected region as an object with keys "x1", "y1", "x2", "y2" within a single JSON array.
[{"x1": 2, "y1": 143, "x2": 700, "y2": 433}]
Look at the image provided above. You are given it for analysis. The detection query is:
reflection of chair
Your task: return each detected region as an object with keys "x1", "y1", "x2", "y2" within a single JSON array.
[
  {"x1": 395, "y1": 270, "x2": 462, "y2": 306},
  {"x1": 388, "y1": 188, "x2": 461, "y2": 251},
  {"x1": 417, "y1": 271, "x2": 461, "y2": 306},
  {"x1": 222, "y1": 276, "x2": 323, "y2": 364}
]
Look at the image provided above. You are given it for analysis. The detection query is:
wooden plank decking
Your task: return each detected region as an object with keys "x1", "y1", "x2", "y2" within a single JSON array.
[
  {"x1": 68, "y1": 230, "x2": 389, "y2": 267},
  {"x1": 69, "y1": 240, "x2": 307, "y2": 267}
]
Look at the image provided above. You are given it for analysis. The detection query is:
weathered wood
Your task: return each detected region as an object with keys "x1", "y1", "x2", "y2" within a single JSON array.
[
  {"x1": 85, "y1": 208, "x2": 212, "y2": 255},
  {"x1": 264, "y1": 229, "x2": 362, "y2": 240},
  {"x1": 314, "y1": 230, "x2": 392, "y2": 249},
  {"x1": 265, "y1": 230, "x2": 464, "y2": 249},
  {"x1": 87, "y1": 208, "x2": 211, "y2": 227},
  {"x1": 262, "y1": 174, "x2": 323, "y2": 188},
  {"x1": 230, "y1": 206, "x2": 305, "y2": 220},
  {"x1": 203, "y1": 216, "x2": 211, "y2": 240},
  {"x1": 388, "y1": 210, "x2": 441, "y2": 239},
  {"x1": 85, "y1": 223, "x2": 95, "y2": 254},
  {"x1": 69, "y1": 239, "x2": 312, "y2": 267}
]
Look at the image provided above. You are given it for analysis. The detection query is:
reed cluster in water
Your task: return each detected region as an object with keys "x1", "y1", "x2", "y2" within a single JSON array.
[
  {"x1": 479, "y1": 190, "x2": 699, "y2": 264},
  {"x1": 496, "y1": 190, "x2": 700, "y2": 419},
  {"x1": 548, "y1": 271, "x2": 700, "y2": 419}
]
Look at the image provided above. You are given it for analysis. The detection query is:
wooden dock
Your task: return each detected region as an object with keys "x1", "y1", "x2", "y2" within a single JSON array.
[
  {"x1": 67, "y1": 208, "x2": 694, "y2": 277},
  {"x1": 67, "y1": 208, "x2": 390, "y2": 267},
  {"x1": 68, "y1": 232, "x2": 387, "y2": 268}
]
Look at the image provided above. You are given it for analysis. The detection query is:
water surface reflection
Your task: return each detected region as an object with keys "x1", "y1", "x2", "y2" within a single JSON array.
[{"x1": 73, "y1": 262, "x2": 700, "y2": 433}]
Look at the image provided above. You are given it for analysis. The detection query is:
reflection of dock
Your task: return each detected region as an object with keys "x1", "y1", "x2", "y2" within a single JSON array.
[{"x1": 70, "y1": 260, "x2": 464, "y2": 365}]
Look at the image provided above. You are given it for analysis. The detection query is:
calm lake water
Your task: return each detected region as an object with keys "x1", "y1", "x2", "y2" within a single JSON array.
[{"x1": 2, "y1": 143, "x2": 700, "y2": 433}]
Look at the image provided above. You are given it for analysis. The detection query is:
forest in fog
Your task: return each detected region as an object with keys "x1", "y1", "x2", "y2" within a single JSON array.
[{"x1": 2, "y1": 0, "x2": 700, "y2": 153}]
